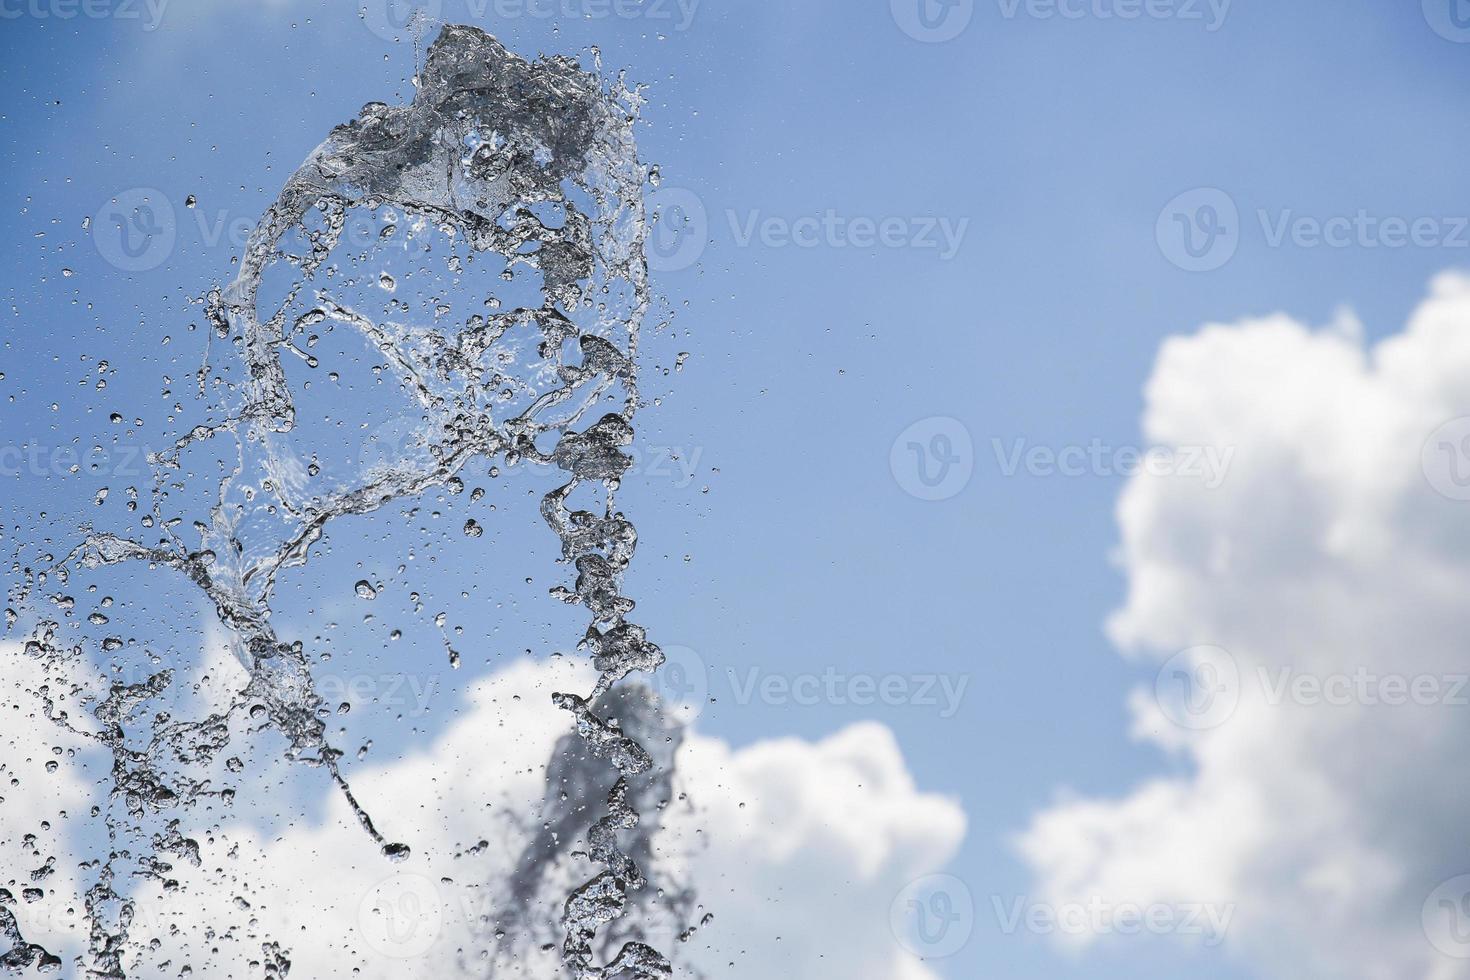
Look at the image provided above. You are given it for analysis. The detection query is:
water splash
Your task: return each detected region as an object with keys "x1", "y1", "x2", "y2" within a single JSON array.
[
  {"x1": 493, "y1": 682, "x2": 701, "y2": 974},
  {"x1": 6, "y1": 24, "x2": 677, "y2": 977}
]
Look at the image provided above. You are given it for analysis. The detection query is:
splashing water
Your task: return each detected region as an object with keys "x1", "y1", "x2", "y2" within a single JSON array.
[
  {"x1": 7, "y1": 24, "x2": 677, "y2": 977},
  {"x1": 495, "y1": 682, "x2": 701, "y2": 975}
]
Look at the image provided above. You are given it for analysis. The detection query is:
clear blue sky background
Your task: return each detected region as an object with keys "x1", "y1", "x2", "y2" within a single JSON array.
[{"x1": 3, "y1": 2, "x2": 1470, "y2": 978}]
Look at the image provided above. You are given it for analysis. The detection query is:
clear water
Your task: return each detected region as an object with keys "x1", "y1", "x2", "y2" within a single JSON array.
[{"x1": 5, "y1": 24, "x2": 680, "y2": 978}]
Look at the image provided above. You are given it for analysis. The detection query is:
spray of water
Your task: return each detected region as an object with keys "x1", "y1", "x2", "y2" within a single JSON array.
[
  {"x1": 495, "y1": 682, "x2": 699, "y2": 975},
  {"x1": 6, "y1": 24, "x2": 678, "y2": 977}
]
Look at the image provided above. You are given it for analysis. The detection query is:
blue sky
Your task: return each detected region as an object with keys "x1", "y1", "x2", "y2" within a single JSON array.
[{"x1": 5, "y1": 2, "x2": 1470, "y2": 978}]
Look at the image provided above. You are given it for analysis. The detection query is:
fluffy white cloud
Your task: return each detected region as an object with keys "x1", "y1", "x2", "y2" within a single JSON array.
[
  {"x1": 0, "y1": 648, "x2": 109, "y2": 967},
  {"x1": 1, "y1": 644, "x2": 965, "y2": 978},
  {"x1": 1018, "y1": 273, "x2": 1470, "y2": 979},
  {"x1": 664, "y1": 721, "x2": 966, "y2": 978}
]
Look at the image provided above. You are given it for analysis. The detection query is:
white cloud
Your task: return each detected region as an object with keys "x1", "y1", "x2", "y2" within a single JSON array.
[
  {"x1": 0, "y1": 648, "x2": 108, "y2": 964},
  {"x1": 1018, "y1": 272, "x2": 1470, "y2": 979},
  {"x1": 664, "y1": 721, "x2": 967, "y2": 977},
  {"x1": 0, "y1": 647, "x2": 965, "y2": 977}
]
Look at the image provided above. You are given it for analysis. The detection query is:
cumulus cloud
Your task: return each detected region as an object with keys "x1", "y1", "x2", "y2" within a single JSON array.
[
  {"x1": 0, "y1": 647, "x2": 109, "y2": 967},
  {"x1": 1018, "y1": 272, "x2": 1470, "y2": 979},
  {"x1": 0, "y1": 644, "x2": 965, "y2": 978}
]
